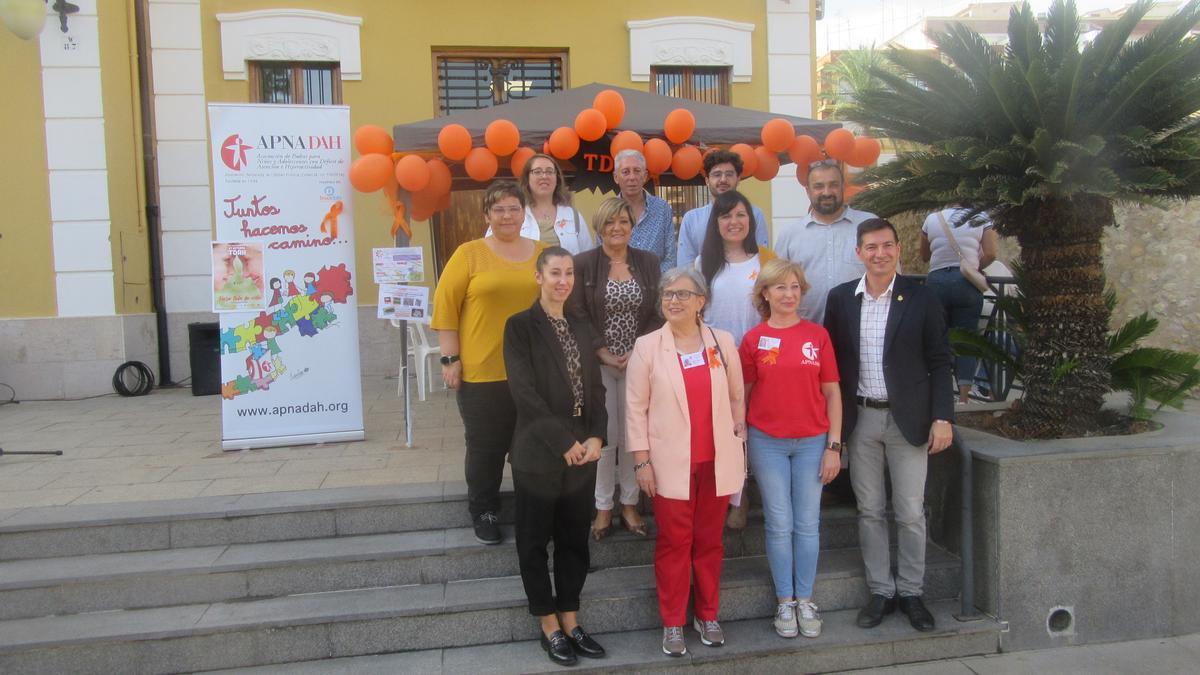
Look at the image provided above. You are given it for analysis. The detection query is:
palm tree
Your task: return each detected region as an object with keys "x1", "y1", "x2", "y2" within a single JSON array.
[
  {"x1": 847, "y1": 0, "x2": 1200, "y2": 438},
  {"x1": 819, "y1": 46, "x2": 897, "y2": 130}
]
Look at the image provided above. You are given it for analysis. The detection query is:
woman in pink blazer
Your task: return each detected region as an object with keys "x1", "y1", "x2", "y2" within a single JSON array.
[{"x1": 625, "y1": 266, "x2": 746, "y2": 658}]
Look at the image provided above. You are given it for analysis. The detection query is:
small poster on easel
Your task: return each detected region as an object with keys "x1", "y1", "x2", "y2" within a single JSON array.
[
  {"x1": 378, "y1": 284, "x2": 430, "y2": 322},
  {"x1": 373, "y1": 247, "x2": 425, "y2": 284}
]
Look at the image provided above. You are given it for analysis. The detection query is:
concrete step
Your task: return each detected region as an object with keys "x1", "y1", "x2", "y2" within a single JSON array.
[
  {"x1": 202, "y1": 600, "x2": 1000, "y2": 674},
  {"x1": 0, "y1": 547, "x2": 964, "y2": 674},
  {"x1": 0, "y1": 481, "x2": 865, "y2": 561}
]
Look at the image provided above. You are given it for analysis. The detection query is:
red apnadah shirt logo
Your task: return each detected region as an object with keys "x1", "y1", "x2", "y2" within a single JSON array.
[{"x1": 220, "y1": 134, "x2": 252, "y2": 171}]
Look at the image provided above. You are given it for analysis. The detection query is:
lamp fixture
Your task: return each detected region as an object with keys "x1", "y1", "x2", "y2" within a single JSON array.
[{"x1": 0, "y1": 0, "x2": 76, "y2": 39}]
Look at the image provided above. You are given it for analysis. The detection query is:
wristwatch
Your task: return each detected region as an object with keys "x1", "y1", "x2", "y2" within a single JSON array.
[
  {"x1": 439, "y1": 354, "x2": 460, "y2": 366},
  {"x1": 826, "y1": 441, "x2": 843, "y2": 453},
  {"x1": 633, "y1": 459, "x2": 652, "y2": 471}
]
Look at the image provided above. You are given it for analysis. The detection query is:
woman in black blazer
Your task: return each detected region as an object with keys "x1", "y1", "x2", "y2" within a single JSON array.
[{"x1": 503, "y1": 246, "x2": 608, "y2": 667}]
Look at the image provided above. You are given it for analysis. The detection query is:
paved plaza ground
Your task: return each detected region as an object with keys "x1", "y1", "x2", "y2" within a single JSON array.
[{"x1": 0, "y1": 374, "x2": 474, "y2": 511}]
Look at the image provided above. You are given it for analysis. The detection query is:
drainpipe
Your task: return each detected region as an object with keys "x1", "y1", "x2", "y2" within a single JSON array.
[{"x1": 132, "y1": 0, "x2": 172, "y2": 385}]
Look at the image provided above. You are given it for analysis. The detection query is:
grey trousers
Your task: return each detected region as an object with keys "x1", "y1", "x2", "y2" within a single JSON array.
[{"x1": 848, "y1": 405, "x2": 928, "y2": 598}]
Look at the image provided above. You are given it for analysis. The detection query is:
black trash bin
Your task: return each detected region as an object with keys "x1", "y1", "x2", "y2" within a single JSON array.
[{"x1": 188, "y1": 322, "x2": 221, "y2": 396}]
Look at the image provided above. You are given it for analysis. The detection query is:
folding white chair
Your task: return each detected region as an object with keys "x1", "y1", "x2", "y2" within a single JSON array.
[{"x1": 391, "y1": 319, "x2": 442, "y2": 401}]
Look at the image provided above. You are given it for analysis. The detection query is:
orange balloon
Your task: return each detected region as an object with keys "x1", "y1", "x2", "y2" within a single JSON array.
[
  {"x1": 412, "y1": 188, "x2": 441, "y2": 221},
  {"x1": 464, "y1": 147, "x2": 498, "y2": 182},
  {"x1": 753, "y1": 146, "x2": 780, "y2": 181},
  {"x1": 510, "y1": 147, "x2": 536, "y2": 177},
  {"x1": 664, "y1": 108, "x2": 696, "y2": 144},
  {"x1": 644, "y1": 138, "x2": 672, "y2": 175},
  {"x1": 426, "y1": 158, "x2": 452, "y2": 195},
  {"x1": 349, "y1": 154, "x2": 394, "y2": 193},
  {"x1": 792, "y1": 160, "x2": 811, "y2": 184},
  {"x1": 438, "y1": 124, "x2": 472, "y2": 161},
  {"x1": 730, "y1": 143, "x2": 758, "y2": 179},
  {"x1": 574, "y1": 108, "x2": 607, "y2": 142},
  {"x1": 787, "y1": 134, "x2": 824, "y2": 165},
  {"x1": 671, "y1": 145, "x2": 703, "y2": 180},
  {"x1": 395, "y1": 154, "x2": 431, "y2": 192},
  {"x1": 485, "y1": 119, "x2": 520, "y2": 157},
  {"x1": 548, "y1": 127, "x2": 581, "y2": 160},
  {"x1": 760, "y1": 118, "x2": 796, "y2": 153},
  {"x1": 824, "y1": 128, "x2": 857, "y2": 162},
  {"x1": 353, "y1": 125, "x2": 393, "y2": 156},
  {"x1": 848, "y1": 136, "x2": 882, "y2": 168},
  {"x1": 437, "y1": 191, "x2": 452, "y2": 211},
  {"x1": 844, "y1": 182, "x2": 866, "y2": 199},
  {"x1": 610, "y1": 130, "x2": 644, "y2": 158},
  {"x1": 593, "y1": 89, "x2": 626, "y2": 129}
]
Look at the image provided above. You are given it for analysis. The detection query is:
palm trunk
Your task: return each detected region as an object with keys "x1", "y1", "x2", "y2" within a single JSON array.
[{"x1": 1005, "y1": 196, "x2": 1112, "y2": 438}]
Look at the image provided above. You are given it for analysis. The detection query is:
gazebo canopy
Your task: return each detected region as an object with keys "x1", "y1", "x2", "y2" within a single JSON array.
[{"x1": 392, "y1": 83, "x2": 840, "y2": 189}]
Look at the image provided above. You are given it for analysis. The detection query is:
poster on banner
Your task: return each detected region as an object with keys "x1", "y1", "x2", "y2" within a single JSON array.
[
  {"x1": 208, "y1": 103, "x2": 365, "y2": 450},
  {"x1": 211, "y1": 241, "x2": 266, "y2": 312},
  {"x1": 377, "y1": 284, "x2": 430, "y2": 321},
  {"x1": 372, "y1": 247, "x2": 424, "y2": 284}
]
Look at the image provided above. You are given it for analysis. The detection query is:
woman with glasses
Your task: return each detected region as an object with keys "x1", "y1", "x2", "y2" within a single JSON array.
[
  {"x1": 625, "y1": 267, "x2": 747, "y2": 657},
  {"x1": 487, "y1": 153, "x2": 593, "y2": 254},
  {"x1": 504, "y1": 246, "x2": 608, "y2": 667},
  {"x1": 433, "y1": 180, "x2": 546, "y2": 547},
  {"x1": 568, "y1": 197, "x2": 662, "y2": 540},
  {"x1": 696, "y1": 189, "x2": 776, "y2": 529}
]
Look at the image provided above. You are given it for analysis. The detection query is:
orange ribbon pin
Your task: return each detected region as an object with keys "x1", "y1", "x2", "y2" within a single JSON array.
[
  {"x1": 760, "y1": 347, "x2": 779, "y2": 365},
  {"x1": 707, "y1": 346, "x2": 722, "y2": 369}
]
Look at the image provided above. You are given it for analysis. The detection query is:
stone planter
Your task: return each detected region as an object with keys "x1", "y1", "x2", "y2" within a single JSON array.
[{"x1": 927, "y1": 409, "x2": 1200, "y2": 650}]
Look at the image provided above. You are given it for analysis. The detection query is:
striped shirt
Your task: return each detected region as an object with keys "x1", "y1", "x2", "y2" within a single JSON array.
[{"x1": 855, "y1": 274, "x2": 895, "y2": 400}]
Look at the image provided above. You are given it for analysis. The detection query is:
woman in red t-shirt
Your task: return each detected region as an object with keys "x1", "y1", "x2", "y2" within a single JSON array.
[{"x1": 738, "y1": 259, "x2": 843, "y2": 640}]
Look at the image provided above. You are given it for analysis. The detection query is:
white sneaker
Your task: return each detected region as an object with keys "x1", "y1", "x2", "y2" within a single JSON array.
[
  {"x1": 797, "y1": 599, "x2": 823, "y2": 638},
  {"x1": 774, "y1": 601, "x2": 799, "y2": 638}
]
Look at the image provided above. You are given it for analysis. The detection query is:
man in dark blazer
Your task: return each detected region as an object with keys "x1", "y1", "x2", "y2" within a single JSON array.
[{"x1": 823, "y1": 218, "x2": 954, "y2": 633}]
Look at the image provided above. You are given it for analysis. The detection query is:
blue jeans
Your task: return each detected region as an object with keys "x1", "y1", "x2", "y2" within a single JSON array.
[
  {"x1": 748, "y1": 426, "x2": 826, "y2": 599},
  {"x1": 927, "y1": 267, "x2": 985, "y2": 386}
]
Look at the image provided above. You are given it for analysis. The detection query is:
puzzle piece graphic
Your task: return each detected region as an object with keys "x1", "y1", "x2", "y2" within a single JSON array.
[
  {"x1": 287, "y1": 294, "x2": 319, "y2": 321},
  {"x1": 253, "y1": 376, "x2": 273, "y2": 391},
  {"x1": 220, "y1": 328, "x2": 239, "y2": 355},
  {"x1": 310, "y1": 306, "x2": 336, "y2": 330},
  {"x1": 233, "y1": 374, "x2": 258, "y2": 394},
  {"x1": 254, "y1": 311, "x2": 275, "y2": 333},
  {"x1": 249, "y1": 341, "x2": 269, "y2": 361},
  {"x1": 271, "y1": 356, "x2": 286, "y2": 378},
  {"x1": 296, "y1": 317, "x2": 318, "y2": 337},
  {"x1": 221, "y1": 381, "x2": 238, "y2": 399},
  {"x1": 315, "y1": 263, "x2": 354, "y2": 303},
  {"x1": 233, "y1": 323, "x2": 263, "y2": 352},
  {"x1": 273, "y1": 308, "x2": 297, "y2": 332}
]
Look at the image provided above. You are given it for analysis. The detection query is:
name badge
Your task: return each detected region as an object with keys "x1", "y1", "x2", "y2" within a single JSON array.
[
  {"x1": 680, "y1": 350, "x2": 706, "y2": 369},
  {"x1": 758, "y1": 336, "x2": 781, "y2": 351}
]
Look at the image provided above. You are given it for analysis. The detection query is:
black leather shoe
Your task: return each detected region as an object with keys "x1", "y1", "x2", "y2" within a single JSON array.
[
  {"x1": 856, "y1": 593, "x2": 896, "y2": 628},
  {"x1": 540, "y1": 630, "x2": 578, "y2": 666},
  {"x1": 568, "y1": 625, "x2": 605, "y2": 658},
  {"x1": 899, "y1": 595, "x2": 936, "y2": 632}
]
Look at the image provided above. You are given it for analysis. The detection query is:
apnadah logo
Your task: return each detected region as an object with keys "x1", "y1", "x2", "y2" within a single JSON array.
[{"x1": 220, "y1": 134, "x2": 253, "y2": 171}]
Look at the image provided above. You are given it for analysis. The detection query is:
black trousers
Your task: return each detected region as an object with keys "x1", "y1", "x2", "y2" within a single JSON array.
[
  {"x1": 456, "y1": 380, "x2": 516, "y2": 518},
  {"x1": 513, "y1": 458, "x2": 597, "y2": 617}
]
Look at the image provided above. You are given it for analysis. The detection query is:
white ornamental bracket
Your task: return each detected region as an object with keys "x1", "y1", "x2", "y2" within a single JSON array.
[
  {"x1": 216, "y1": 9, "x2": 363, "y2": 81},
  {"x1": 626, "y1": 16, "x2": 755, "y2": 83}
]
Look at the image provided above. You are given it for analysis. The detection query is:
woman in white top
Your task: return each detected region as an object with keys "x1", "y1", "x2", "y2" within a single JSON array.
[
  {"x1": 696, "y1": 189, "x2": 775, "y2": 529},
  {"x1": 920, "y1": 206, "x2": 999, "y2": 404},
  {"x1": 487, "y1": 153, "x2": 593, "y2": 254},
  {"x1": 697, "y1": 190, "x2": 777, "y2": 347}
]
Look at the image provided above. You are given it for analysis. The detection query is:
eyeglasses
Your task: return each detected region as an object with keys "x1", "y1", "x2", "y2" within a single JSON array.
[
  {"x1": 708, "y1": 170, "x2": 738, "y2": 180},
  {"x1": 488, "y1": 205, "x2": 524, "y2": 216},
  {"x1": 808, "y1": 158, "x2": 840, "y2": 169},
  {"x1": 529, "y1": 168, "x2": 556, "y2": 177},
  {"x1": 661, "y1": 289, "x2": 701, "y2": 301}
]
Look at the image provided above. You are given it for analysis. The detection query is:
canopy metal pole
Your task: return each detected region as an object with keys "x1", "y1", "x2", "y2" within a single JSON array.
[{"x1": 396, "y1": 189, "x2": 414, "y2": 448}]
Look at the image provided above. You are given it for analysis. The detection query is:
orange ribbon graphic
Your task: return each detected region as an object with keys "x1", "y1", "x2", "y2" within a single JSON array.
[
  {"x1": 760, "y1": 347, "x2": 779, "y2": 365},
  {"x1": 320, "y1": 201, "x2": 343, "y2": 239},
  {"x1": 707, "y1": 346, "x2": 722, "y2": 369}
]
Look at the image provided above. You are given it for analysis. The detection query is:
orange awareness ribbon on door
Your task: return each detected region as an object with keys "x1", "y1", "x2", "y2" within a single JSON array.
[{"x1": 320, "y1": 201, "x2": 343, "y2": 240}]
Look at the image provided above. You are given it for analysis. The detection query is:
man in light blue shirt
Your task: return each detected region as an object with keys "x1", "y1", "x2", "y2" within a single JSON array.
[
  {"x1": 775, "y1": 160, "x2": 877, "y2": 322},
  {"x1": 676, "y1": 149, "x2": 768, "y2": 267},
  {"x1": 614, "y1": 149, "x2": 676, "y2": 272}
]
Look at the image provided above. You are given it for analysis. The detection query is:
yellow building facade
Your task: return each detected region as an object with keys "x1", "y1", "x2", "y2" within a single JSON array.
[{"x1": 0, "y1": 0, "x2": 819, "y2": 398}]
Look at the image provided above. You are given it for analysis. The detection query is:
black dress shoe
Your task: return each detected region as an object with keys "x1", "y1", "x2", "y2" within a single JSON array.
[
  {"x1": 856, "y1": 593, "x2": 896, "y2": 628},
  {"x1": 568, "y1": 625, "x2": 606, "y2": 658},
  {"x1": 540, "y1": 629, "x2": 578, "y2": 666},
  {"x1": 899, "y1": 595, "x2": 936, "y2": 632}
]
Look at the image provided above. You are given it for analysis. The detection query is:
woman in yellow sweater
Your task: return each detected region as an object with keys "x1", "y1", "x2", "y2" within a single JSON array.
[{"x1": 433, "y1": 181, "x2": 546, "y2": 545}]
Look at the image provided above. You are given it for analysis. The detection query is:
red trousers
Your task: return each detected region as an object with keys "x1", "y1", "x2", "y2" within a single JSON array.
[{"x1": 651, "y1": 461, "x2": 730, "y2": 626}]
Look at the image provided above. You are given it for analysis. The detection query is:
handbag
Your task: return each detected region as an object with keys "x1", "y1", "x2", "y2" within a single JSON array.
[{"x1": 937, "y1": 211, "x2": 990, "y2": 293}]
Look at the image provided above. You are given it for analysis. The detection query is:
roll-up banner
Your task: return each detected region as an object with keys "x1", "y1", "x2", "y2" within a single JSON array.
[{"x1": 208, "y1": 104, "x2": 365, "y2": 450}]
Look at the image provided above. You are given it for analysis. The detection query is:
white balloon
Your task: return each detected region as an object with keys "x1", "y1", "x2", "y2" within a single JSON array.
[{"x1": 0, "y1": 0, "x2": 47, "y2": 41}]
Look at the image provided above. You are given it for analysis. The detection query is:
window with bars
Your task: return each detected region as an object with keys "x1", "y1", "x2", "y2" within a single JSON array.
[
  {"x1": 651, "y1": 66, "x2": 733, "y2": 231},
  {"x1": 250, "y1": 62, "x2": 342, "y2": 105},
  {"x1": 433, "y1": 52, "x2": 566, "y2": 116}
]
